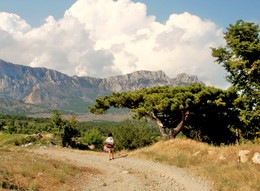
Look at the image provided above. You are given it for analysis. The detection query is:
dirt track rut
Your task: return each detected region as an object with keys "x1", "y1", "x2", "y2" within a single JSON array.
[{"x1": 33, "y1": 149, "x2": 212, "y2": 191}]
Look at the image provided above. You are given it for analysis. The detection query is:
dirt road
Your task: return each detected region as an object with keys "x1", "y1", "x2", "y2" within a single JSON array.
[{"x1": 33, "y1": 149, "x2": 212, "y2": 191}]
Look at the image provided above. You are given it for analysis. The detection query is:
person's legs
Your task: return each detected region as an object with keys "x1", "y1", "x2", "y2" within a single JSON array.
[
  {"x1": 111, "y1": 148, "x2": 115, "y2": 159},
  {"x1": 108, "y1": 149, "x2": 111, "y2": 160}
]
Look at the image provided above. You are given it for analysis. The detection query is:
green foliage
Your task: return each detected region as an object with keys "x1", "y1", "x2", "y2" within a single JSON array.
[
  {"x1": 81, "y1": 129, "x2": 105, "y2": 150},
  {"x1": 0, "y1": 114, "x2": 161, "y2": 150},
  {"x1": 211, "y1": 20, "x2": 260, "y2": 140},
  {"x1": 182, "y1": 86, "x2": 241, "y2": 145},
  {"x1": 49, "y1": 111, "x2": 80, "y2": 147},
  {"x1": 111, "y1": 120, "x2": 160, "y2": 150},
  {"x1": 0, "y1": 134, "x2": 24, "y2": 146},
  {"x1": 0, "y1": 112, "x2": 82, "y2": 148},
  {"x1": 212, "y1": 20, "x2": 260, "y2": 95},
  {"x1": 61, "y1": 121, "x2": 80, "y2": 147},
  {"x1": 0, "y1": 115, "x2": 52, "y2": 134},
  {"x1": 51, "y1": 110, "x2": 64, "y2": 138},
  {"x1": 1, "y1": 134, "x2": 38, "y2": 146},
  {"x1": 50, "y1": 113, "x2": 82, "y2": 148},
  {"x1": 78, "y1": 120, "x2": 118, "y2": 135},
  {"x1": 89, "y1": 84, "x2": 240, "y2": 145},
  {"x1": 12, "y1": 135, "x2": 38, "y2": 146}
]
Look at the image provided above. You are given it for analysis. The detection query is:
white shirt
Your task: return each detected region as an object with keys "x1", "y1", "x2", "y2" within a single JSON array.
[{"x1": 105, "y1": 137, "x2": 114, "y2": 145}]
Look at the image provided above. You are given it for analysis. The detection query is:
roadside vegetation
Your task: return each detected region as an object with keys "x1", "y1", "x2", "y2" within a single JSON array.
[
  {"x1": 131, "y1": 138, "x2": 260, "y2": 191},
  {"x1": 0, "y1": 146, "x2": 100, "y2": 191},
  {"x1": 0, "y1": 113, "x2": 160, "y2": 150}
]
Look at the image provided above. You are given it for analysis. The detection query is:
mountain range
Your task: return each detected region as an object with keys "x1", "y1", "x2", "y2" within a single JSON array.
[{"x1": 0, "y1": 59, "x2": 204, "y2": 114}]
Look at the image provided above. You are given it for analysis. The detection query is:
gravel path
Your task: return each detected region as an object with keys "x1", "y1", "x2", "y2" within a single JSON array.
[{"x1": 33, "y1": 149, "x2": 212, "y2": 191}]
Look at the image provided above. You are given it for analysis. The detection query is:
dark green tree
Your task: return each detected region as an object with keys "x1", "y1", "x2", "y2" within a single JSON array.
[
  {"x1": 51, "y1": 110, "x2": 64, "y2": 138},
  {"x1": 61, "y1": 115, "x2": 80, "y2": 147},
  {"x1": 211, "y1": 20, "x2": 260, "y2": 139},
  {"x1": 89, "y1": 84, "x2": 239, "y2": 144}
]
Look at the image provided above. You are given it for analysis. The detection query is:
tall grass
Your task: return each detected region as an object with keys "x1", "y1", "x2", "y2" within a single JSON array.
[{"x1": 131, "y1": 138, "x2": 260, "y2": 191}]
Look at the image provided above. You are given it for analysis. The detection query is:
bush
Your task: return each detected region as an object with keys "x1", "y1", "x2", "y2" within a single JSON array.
[
  {"x1": 61, "y1": 125, "x2": 80, "y2": 147},
  {"x1": 81, "y1": 129, "x2": 105, "y2": 150},
  {"x1": 112, "y1": 120, "x2": 160, "y2": 150},
  {"x1": 5, "y1": 135, "x2": 39, "y2": 146}
]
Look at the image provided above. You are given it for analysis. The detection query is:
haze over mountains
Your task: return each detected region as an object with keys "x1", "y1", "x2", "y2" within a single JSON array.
[{"x1": 0, "y1": 59, "x2": 204, "y2": 114}]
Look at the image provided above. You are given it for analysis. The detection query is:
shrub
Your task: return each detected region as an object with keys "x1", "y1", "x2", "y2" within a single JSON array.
[
  {"x1": 112, "y1": 120, "x2": 161, "y2": 150},
  {"x1": 81, "y1": 129, "x2": 105, "y2": 150},
  {"x1": 61, "y1": 124, "x2": 80, "y2": 147},
  {"x1": 4, "y1": 135, "x2": 39, "y2": 146}
]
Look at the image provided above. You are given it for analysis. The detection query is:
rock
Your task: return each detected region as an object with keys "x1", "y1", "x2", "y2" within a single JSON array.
[
  {"x1": 218, "y1": 154, "x2": 226, "y2": 160},
  {"x1": 252, "y1": 152, "x2": 260, "y2": 165},
  {"x1": 238, "y1": 150, "x2": 251, "y2": 163},
  {"x1": 37, "y1": 172, "x2": 44, "y2": 177},
  {"x1": 88, "y1": 145, "x2": 95, "y2": 150},
  {"x1": 22, "y1": 142, "x2": 34, "y2": 147}
]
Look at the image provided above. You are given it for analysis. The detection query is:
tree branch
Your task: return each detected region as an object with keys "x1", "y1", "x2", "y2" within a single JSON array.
[
  {"x1": 170, "y1": 110, "x2": 190, "y2": 138},
  {"x1": 145, "y1": 111, "x2": 169, "y2": 138}
]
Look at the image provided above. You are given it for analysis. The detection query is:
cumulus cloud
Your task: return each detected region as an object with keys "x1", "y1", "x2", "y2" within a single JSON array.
[
  {"x1": 0, "y1": 0, "x2": 228, "y2": 88},
  {"x1": 0, "y1": 12, "x2": 31, "y2": 33}
]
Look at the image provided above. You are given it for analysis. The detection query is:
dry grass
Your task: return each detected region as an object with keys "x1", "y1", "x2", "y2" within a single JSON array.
[
  {"x1": 0, "y1": 147, "x2": 100, "y2": 191},
  {"x1": 131, "y1": 138, "x2": 260, "y2": 191},
  {"x1": 1, "y1": 133, "x2": 259, "y2": 191}
]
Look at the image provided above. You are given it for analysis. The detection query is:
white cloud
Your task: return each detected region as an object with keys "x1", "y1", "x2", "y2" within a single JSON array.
[
  {"x1": 0, "y1": 12, "x2": 31, "y2": 34},
  {"x1": 65, "y1": 0, "x2": 155, "y2": 40},
  {"x1": 0, "y1": 0, "x2": 228, "y2": 88}
]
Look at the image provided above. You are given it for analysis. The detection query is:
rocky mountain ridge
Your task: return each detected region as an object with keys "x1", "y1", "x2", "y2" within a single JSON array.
[{"x1": 0, "y1": 59, "x2": 204, "y2": 114}]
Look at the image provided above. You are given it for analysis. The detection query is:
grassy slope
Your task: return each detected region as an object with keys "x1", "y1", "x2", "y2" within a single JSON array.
[
  {"x1": 130, "y1": 138, "x2": 260, "y2": 191},
  {"x1": 0, "y1": 147, "x2": 100, "y2": 191}
]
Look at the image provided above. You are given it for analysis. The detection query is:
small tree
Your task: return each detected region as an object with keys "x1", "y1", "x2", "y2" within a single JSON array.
[
  {"x1": 112, "y1": 120, "x2": 160, "y2": 150},
  {"x1": 211, "y1": 20, "x2": 260, "y2": 139},
  {"x1": 61, "y1": 116, "x2": 80, "y2": 147},
  {"x1": 82, "y1": 129, "x2": 104, "y2": 150},
  {"x1": 51, "y1": 110, "x2": 64, "y2": 138}
]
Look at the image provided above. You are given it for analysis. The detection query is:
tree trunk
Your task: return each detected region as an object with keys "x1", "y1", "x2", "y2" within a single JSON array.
[
  {"x1": 146, "y1": 112, "x2": 168, "y2": 139},
  {"x1": 170, "y1": 110, "x2": 189, "y2": 138},
  {"x1": 156, "y1": 118, "x2": 169, "y2": 139},
  {"x1": 235, "y1": 128, "x2": 240, "y2": 146},
  {"x1": 146, "y1": 111, "x2": 189, "y2": 139}
]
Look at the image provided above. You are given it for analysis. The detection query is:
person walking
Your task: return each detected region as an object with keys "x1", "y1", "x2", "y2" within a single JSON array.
[{"x1": 104, "y1": 133, "x2": 115, "y2": 160}]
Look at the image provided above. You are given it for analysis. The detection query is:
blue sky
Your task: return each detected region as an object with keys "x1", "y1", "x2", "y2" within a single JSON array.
[
  {"x1": 134, "y1": 0, "x2": 260, "y2": 27},
  {"x1": 0, "y1": 0, "x2": 259, "y2": 27},
  {"x1": 0, "y1": 0, "x2": 75, "y2": 27},
  {"x1": 0, "y1": 0, "x2": 259, "y2": 88}
]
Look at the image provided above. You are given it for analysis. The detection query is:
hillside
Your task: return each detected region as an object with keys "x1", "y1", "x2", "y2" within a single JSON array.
[{"x1": 0, "y1": 59, "x2": 204, "y2": 114}]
